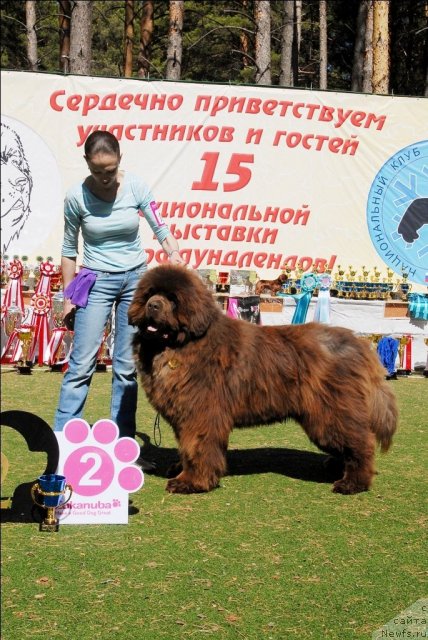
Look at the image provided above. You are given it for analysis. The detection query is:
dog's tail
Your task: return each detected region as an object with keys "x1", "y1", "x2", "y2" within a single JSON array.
[{"x1": 370, "y1": 383, "x2": 398, "y2": 452}]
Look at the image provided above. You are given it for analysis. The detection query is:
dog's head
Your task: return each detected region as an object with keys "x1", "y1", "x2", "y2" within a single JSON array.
[{"x1": 128, "y1": 264, "x2": 220, "y2": 346}]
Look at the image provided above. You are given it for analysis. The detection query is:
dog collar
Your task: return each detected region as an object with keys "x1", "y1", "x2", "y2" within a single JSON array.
[{"x1": 168, "y1": 358, "x2": 180, "y2": 370}]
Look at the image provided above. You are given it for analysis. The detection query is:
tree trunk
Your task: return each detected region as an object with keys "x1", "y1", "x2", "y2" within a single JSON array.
[
  {"x1": 137, "y1": 0, "x2": 154, "y2": 78},
  {"x1": 362, "y1": 0, "x2": 373, "y2": 92},
  {"x1": 166, "y1": 0, "x2": 184, "y2": 80},
  {"x1": 69, "y1": 0, "x2": 93, "y2": 75},
  {"x1": 26, "y1": 0, "x2": 38, "y2": 71},
  {"x1": 372, "y1": 0, "x2": 390, "y2": 94},
  {"x1": 351, "y1": 0, "x2": 369, "y2": 92},
  {"x1": 59, "y1": 0, "x2": 71, "y2": 73},
  {"x1": 279, "y1": 0, "x2": 294, "y2": 86},
  {"x1": 240, "y1": 0, "x2": 250, "y2": 68},
  {"x1": 319, "y1": 0, "x2": 327, "y2": 89},
  {"x1": 254, "y1": 0, "x2": 271, "y2": 85},
  {"x1": 294, "y1": 0, "x2": 302, "y2": 84},
  {"x1": 124, "y1": 0, "x2": 134, "y2": 77}
]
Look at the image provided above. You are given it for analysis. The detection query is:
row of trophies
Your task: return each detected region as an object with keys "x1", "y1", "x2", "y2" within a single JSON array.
[
  {"x1": 281, "y1": 265, "x2": 412, "y2": 300},
  {"x1": 197, "y1": 265, "x2": 413, "y2": 300},
  {"x1": 3, "y1": 294, "x2": 112, "y2": 374},
  {"x1": 1, "y1": 255, "x2": 62, "y2": 292}
]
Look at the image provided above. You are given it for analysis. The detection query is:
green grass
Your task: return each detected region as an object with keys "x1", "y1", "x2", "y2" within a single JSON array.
[{"x1": 1, "y1": 368, "x2": 426, "y2": 640}]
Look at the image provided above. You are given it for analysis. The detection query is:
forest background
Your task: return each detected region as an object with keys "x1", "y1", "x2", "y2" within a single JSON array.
[{"x1": 1, "y1": 0, "x2": 427, "y2": 97}]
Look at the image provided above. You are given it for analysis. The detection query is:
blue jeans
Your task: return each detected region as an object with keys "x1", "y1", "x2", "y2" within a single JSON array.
[{"x1": 53, "y1": 265, "x2": 147, "y2": 438}]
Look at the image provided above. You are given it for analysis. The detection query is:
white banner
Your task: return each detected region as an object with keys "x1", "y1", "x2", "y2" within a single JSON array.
[{"x1": 1, "y1": 70, "x2": 427, "y2": 285}]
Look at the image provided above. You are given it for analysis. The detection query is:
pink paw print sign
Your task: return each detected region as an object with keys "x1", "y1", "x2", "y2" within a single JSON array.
[{"x1": 55, "y1": 419, "x2": 144, "y2": 524}]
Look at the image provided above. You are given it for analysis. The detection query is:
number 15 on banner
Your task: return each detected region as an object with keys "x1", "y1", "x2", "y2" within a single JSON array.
[{"x1": 192, "y1": 152, "x2": 254, "y2": 192}]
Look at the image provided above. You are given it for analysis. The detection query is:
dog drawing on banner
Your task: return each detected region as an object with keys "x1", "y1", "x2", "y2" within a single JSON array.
[{"x1": 129, "y1": 265, "x2": 398, "y2": 496}]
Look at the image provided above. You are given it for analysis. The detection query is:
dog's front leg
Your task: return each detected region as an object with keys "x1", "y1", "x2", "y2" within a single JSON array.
[{"x1": 166, "y1": 421, "x2": 230, "y2": 494}]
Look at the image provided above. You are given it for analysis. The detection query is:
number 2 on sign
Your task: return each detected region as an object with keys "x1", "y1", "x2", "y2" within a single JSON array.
[
  {"x1": 192, "y1": 152, "x2": 254, "y2": 192},
  {"x1": 79, "y1": 452, "x2": 103, "y2": 486}
]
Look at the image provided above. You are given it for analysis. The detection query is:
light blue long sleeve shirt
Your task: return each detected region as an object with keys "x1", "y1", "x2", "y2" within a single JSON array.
[{"x1": 61, "y1": 171, "x2": 170, "y2": 271}]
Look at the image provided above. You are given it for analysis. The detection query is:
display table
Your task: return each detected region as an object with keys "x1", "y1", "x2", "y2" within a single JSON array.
[
  {"x1": 2, "y1": 289, "x2": 427, "y2": 371},
  {"x1": 259, "y1": 297, "x2": 427, "y2": 368}
]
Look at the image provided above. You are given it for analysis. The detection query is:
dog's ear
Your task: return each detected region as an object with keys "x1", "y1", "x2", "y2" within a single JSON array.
[
  {"x1": 128, "y1": 300, "x2": 141, "y2": 326},
  {"x1": 128, "y1": 290, "x2": 147, "y2": 326},
  {"x1": 178, "y1": 300, "x2": 216, "y2": 338},
  {"x1": 174, "y1": 270, "x2": 219, "y2": 338}
]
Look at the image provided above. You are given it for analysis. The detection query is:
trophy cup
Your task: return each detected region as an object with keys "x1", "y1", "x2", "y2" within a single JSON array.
[
  {"x1": 1, "y1": 255, "x2": 9, "y2": 289},
  {"x1": 3, "y1": 305, "x2": 22, "y2": 359},
  {"x1": 398, "y1": 271, "x2": 412, "y2": 300},
  {"x1": 17, "y1": 325, "x2": 34, "y2": 374},
  {"x1": 50, "y1": 266, "x2": 62, "y2": 293},
  {"x1": 333, "y1": 265, "x2": 345, "y2": 298},
  {"x1": 397, "y1": 335, "x2": 411, "y2": 376},
  {"x1": 21, "y1": 257, "x2": 30, "y2": 291},
  {"x1": 345, "y1": 265, "x2": 357, "y2": 299},
  {"x1": 293, "y1": 265, "x2": 304, "y2": 292},
  {"x1": 31, "y1": 474, "x2": 73, "y2": 532},
  {"x1": 216, "y1": 272, "x2": 230, "y2": 293},
  {"x1": 50, "y1": 291, "x2": 68, "y2": 372}
]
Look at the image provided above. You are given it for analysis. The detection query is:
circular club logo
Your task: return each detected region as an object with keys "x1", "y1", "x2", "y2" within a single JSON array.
[{"x1": 366, "y1": 140, "x2": 428, "y2": 286}]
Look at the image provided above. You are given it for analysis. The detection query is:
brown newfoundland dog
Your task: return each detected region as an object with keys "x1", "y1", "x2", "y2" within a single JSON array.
[{"x1": 129, "y1": 265, "x2": 398, "y2": 495}]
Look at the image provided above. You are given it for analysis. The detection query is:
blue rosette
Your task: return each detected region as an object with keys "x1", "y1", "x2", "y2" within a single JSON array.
[{"x1": 300, "y1": 273, "x2": 320, "y2": 293}]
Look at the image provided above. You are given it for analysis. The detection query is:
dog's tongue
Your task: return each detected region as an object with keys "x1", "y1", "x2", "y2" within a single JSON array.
[{"x1": 147, "y1": 325, "x2": 169, "y2": 339}]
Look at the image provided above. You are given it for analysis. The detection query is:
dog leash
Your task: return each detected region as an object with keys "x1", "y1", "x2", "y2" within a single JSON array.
[{"x1": 153, "y1": 413, "x2": 162, "y2": 447}]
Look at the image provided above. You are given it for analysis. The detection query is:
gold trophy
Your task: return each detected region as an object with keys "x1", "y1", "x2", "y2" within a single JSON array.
[
  {"x1": 334, "y1": 265, "x2": 345, "y2": 297},
  {"x1": 399, "y1": 271, "x2": 412, "y2": 300},
  {"x1": 3, "y1": 305, "x2": 22, "y2": 362},
  {"x1": 50, "y1": 292, "x2": 68, "y2": 372},
  {"x1": 397, "y1": 335, "x2": 411, "y2": 376},
  {"x1": 17, "y1": 325, "x2": 34, "y2": 374},
  {"x1": 0, "y1": 255, "x2": 9, "y2": 288},
  {"x1": 367, "y1": 333, "x2": 382, "y2": 349},
  {"x1": 346, "y1": 265, "x2": 357, "y2": 298},
  {"x1": 31, "y1": 474, "x2": 73, "y2": 532}
]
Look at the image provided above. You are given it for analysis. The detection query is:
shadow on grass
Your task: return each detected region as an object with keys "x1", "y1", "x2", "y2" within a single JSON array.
[{"x1": 136, "y1": 431, "x2": 343, "y2": 485}]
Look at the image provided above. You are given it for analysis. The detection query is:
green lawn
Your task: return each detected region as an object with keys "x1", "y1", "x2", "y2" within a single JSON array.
[{"x1": 1, "y1": 368, "x2": 426, "y2": 640}]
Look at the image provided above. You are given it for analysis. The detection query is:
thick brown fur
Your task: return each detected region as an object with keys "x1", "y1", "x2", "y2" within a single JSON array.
[
  {"x1": 255, "y1": 272, "x2": 288, "y2": 296},
  {"x1": 129, "y1": 265, "x2": 398, "y2": 495}
]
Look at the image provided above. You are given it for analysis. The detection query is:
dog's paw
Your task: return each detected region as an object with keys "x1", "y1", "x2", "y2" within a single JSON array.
[
  {"x1": 166, "y1": 478, "x2": 202, "y2": 494},
  {"x1": 166, "y1": 474, "x2": 211, "y2": 494},
  {"x1": 332, "y1": 479, "x2": 369, "y2": 495}
]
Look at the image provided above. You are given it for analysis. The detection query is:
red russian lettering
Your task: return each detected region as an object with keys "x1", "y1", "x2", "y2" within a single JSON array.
[
  {"x1": 50, "y1": 90, "x2": 65, "y2": 111},
  {"x1": 81, "y1": 94, "x2": 99, "y2": 116}
]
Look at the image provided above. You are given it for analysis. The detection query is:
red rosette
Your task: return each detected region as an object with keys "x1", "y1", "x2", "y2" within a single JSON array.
[
  {"x1": 7, "y1": 260, "x2": 23, "y2": 279},
  {"x1": 31, "y1": 293, "x2": 52, "y2": 315},
  {"x1": 40, "y1": 261, "x2": 56, "y2": 277}
]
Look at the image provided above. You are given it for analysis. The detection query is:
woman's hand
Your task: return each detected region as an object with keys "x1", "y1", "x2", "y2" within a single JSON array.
[
  {"x1": 162, "y1": 236, "x2": 186, "y2": 265},
  {"x1": 168, "y1": 250, "x2": 185, "y2": 265},
  {"x1": 63, "y1": 299, "x2": 76, "y2": 319}
]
